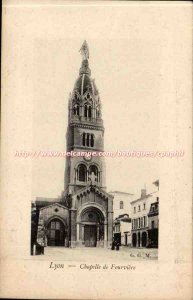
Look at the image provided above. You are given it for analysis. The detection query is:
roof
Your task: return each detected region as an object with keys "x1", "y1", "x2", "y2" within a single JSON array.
[
  {"x1": 74, "y1": 74, "x2": 97, "y2": 96},
  {"x1": 73, "y1": 59, "x2": 98, "y2": 97},
  {"x1": 72, "y1": 183, "x2": 114, "y2": 200},
  {"x1": 150, "y1": 200, "x2": 159, "y2": 206},
  {"x1": 36, "y1": 197, "x2": 60, "y2": 202},
  {"x1": 35, "y1": 197, "x2": 63, "y2": 208},
  {"x1": 114, "y1": 213, "x2": 131, "y2": 223},
  {"x1": 39, "y1": 203, "x2": 68, "y2": 211},
  {"x1": 118, "y1": 213, "x2": 129, "y2": 218},
  {"x1": 109, "y1": 191, "x2": 133, "y2": 196},
  {"x1": 114, "y1": 218, "x2": 131, "y2": 224},
  {"x1": 130, "y1": 193, "x2": 154, "y2": 204}
]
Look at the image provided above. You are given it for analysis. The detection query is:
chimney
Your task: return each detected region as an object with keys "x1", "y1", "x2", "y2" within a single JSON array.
[{"x1": 141, "y1": 189, "x2": 146, "y2": 198}]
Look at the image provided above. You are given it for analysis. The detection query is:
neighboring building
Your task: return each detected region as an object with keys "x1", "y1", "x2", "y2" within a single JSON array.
[
  {"x1": 109, "y1": 191, "x2": 133, "y2": 246},
  {"x1": 32, "y1": 41, "x2": 113, "y2": 251},
  {"x1": 109, "y1": 191, "x2": 133, "y2": 219},
  {"x1": 148, "y1": 183, "x2": 159, "y2": 248},
  {"x1": 131, "y1": 181, "x2": 159, "y2": 248},
  {"x1": 113, "y1": 214, "x2": 132, "y2": 246}
]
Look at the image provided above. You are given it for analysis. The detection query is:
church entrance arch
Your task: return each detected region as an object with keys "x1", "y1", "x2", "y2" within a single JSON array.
[{"x1": 79, "y1": 206, "x2": 105, "y2": 247}]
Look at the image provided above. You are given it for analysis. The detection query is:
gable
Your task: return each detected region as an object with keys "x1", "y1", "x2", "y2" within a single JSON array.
[
  {"x1": 72, "y1": 185, "x2": 113, "y2": 212},
  {"x1": 40, "y1": 203, "x2": 68, "y2": 211}
]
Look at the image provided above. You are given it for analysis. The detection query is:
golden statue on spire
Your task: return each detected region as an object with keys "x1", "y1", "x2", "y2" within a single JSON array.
[{"x1": 79, "y1": 40, "x2": 89, "y2": 60}]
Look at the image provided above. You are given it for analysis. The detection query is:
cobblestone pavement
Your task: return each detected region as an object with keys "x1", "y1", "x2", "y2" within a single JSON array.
[{"x1": 32, "y1": 246, "x2": 158, "y2": 261}]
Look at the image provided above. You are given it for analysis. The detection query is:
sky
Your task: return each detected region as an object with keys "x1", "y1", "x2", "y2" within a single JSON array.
[{"x1": 29, "y1": 5, "x2": 163, "y2": 199}]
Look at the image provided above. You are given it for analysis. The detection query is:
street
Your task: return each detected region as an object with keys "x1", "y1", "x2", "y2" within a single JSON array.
[{"x1": 32, "y1": 246, "x2": 158, "y2": 261}]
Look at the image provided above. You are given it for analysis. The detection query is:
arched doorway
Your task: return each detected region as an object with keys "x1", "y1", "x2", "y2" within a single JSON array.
[
  {"x1": 132, "y1": 233, "x2": 137, "y2": 247},
  {"x1": 142, "y1": 232, "x2": 147, "y2": 247},
  {"x1": 46, "y1": 218, "x2": 66, "y2": 246},
  {"x1": 80, "y1": 207, "x2": 105, "y2": 247}
]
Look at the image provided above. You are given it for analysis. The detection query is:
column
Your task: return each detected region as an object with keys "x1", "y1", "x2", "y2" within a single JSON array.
[
  {"x1": 96, "y1": 225, "x2": 100, "y2": 247},
  {"x1": 76, "y1": 223, "x2": 81, "y2": 247},
  {"x1": 77, "y1": 223, "x2": 80, "y2": 241},
  {"x1": 107, "y1": 211, "x2": 113, "y2": 248},
  {"x1": 89, "y1": 134, "x2": 91, "y2": 147},
  {"x1": 80, "y1": 105, "x2": 83, "y2": 117},
  {"x1": 93, "y1": 108, "x2": 96, "y2": 119},
  {"x1": 81, "y1": 224, "x2": 85, "y2": 245},
  {"x1": 104, "y1": 224, "x2": 108, "y2": 248},
  {"x1": 70, "y1": 208, "x2": 77, "y2": 248},
  {"x1": 87, "y1": 170, "x2": 89, "y2": 182}
]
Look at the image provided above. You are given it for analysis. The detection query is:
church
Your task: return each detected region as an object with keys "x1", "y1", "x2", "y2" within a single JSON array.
[{"x1": 31, "y1": 41, "x2": 114, "y2": 251}]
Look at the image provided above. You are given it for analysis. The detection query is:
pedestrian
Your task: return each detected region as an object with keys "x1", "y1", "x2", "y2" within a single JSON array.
[
  {"x1": 116, "y1": 241, "x2": 120, "y2": 251},
  {"x1": 111, "y1": 238, "x2": 116, "y2": 250}
]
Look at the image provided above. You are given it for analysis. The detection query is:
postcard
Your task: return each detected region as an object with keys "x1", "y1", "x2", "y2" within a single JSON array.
[{"x1": 1, "y1": 1, "x2": 192, "y2": 299}]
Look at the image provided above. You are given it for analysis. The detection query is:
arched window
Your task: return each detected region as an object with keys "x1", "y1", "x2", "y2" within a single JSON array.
[
  {"x1": 120, "y1": 201, "x2": 124, "y2": 209},
  {"x1": 91, "y1": 134, "x2": 94, "y2": 147},
  {"x1": 82, "y1": 133, "x2": 86, "y2": 146},
  {"x1": 73, "y1": 104, "x2": 79, "y2": 116},
  {"x1": 88, "y1": 106, "x2": 92, "y2": 118},
  {"x1": 84, "y1": 105, "x2": 87, "y2": 117},
  {"x1": 143, "y1": 216, "x2": 146, "y2": 227},
  {"x1": 89, "y1": 165, "x2": 99, "y2": 183},
  {"x1": 84, "y1": 104, "x2": 92, "y2": 118},
  {"x1": 77, "y1": 164, "x2": 87, "y2": 182},
  {"x1": 86, "y1": 133, "x2": 90, "y2": 147},
  {"x1": 82, "y1": 133, "x2": 95, "y2": 148}
]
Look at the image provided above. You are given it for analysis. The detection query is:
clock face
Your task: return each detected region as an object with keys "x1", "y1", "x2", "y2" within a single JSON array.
[{"x1": 84, "y1": 154, "x2": 92, "y2": 162}]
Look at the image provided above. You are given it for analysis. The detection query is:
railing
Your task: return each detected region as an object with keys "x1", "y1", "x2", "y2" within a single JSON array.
[{"x1": 70, "y1": 115, "x2": 103, "y2": 126}]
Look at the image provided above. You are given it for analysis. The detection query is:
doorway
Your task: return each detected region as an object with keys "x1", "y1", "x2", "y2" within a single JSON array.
[
  {"x1": 132, "y1": 233, "x2": 137, "y2": 247},
  {"x1": 138, "y1": 232, "x2": 141, "y2": 247},
  {"x1": 84, "y1": 225, "x2": 97, "y2": 247},
  {"x1": 142, "y1": 232, "x2": 147, "y2": 247},
  {"x1": 125, "y1": 234, "x2": 128, "y2": 246},
  {"x1": 47, "y1": 219, "x2": 65, "y2": 246}
]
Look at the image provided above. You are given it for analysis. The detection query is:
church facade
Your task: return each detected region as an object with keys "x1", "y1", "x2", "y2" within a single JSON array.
[{"x1": 31, "y1": 41, "x2": 113, "y2": 251}]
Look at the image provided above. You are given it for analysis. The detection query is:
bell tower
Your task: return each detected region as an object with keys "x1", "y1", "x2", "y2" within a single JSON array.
[
  {"x1": 34, "y1": 41, "x2": 113, "y2": 250},
  {"x1": 64, "y1": 41, "x2": 106, "y2": 195}
]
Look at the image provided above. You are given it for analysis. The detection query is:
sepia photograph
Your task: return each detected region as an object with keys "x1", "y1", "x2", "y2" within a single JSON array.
[
  {"x1": 1, "y1": 1, "x2": 192, "y2": 299},
  {"x1": 30, "y1": 39, "x2": 160, "y2": 261}
]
